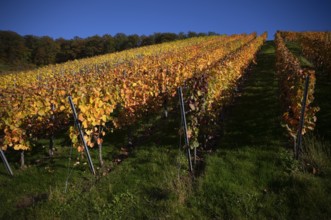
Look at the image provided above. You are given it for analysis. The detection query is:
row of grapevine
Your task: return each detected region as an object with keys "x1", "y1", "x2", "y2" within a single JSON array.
[
  {"x1": 0, "y1": 36, "x2": 221, "y2": 88},
  {"x1": 280, "y1": 31, "x2": 331, "y2": 42},
  {"x1": 275, "y1": 32, "x2": 319, "y2": 146},
  {"x1": 280, "y1": 31, "x2": 331, "y2": 77},
  {"x1": 0, "y1": 34, "x2": 258, "y2": 167},
  {"x1": 182, "y1": 33, "x2": 267, "y2": 149}
]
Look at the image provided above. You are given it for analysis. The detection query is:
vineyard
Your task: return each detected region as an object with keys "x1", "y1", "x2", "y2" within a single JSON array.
[
  {"x1": 1, "y1": 32, "x2": 331, "y2": 219},
  {"x1": 0, "y1": 33, "x2": 265, "y2": 167}
]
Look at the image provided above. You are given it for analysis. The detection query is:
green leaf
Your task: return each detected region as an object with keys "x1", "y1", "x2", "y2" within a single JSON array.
[{"x1": 191, "y1": 140, "x2": 199, "y2": 149}]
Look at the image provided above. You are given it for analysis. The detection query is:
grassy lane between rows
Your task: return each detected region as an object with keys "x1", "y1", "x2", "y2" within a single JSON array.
[{"x1": 188, "y1": 41, "x2": 331, "y2": 219}]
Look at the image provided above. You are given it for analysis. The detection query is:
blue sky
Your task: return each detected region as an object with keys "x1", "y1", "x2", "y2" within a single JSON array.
[{"x1": 1, "y1": 0, "x2": 330, "y2": 40}]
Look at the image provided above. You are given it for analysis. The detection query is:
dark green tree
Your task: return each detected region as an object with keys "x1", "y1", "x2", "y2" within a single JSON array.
[
  {"x1": 102, "y1": 34, "x2": 116, "y2": 53},
  {"x1": 178, "y1": 32, "x2": 187, "y2": 40},
  {"x1": 33, "y1": 36, "x2": 60, "y2": 66},
  {"x1": 83, "y1": 35, "x2": 104, "y2": 57},
  {"x1": 0, "y1": 31, "x2": 29, "y2": 66},
  {"x1": 114, "y1": 33, "x2": 129, "y2": 51},
  {"x1": 127, "y1": 34, "x2": 140, "y2": 48},
  {"x1": 187, "y1": 31, "x2": 198, "y2": 38},
  {"x1": 154, "y1": 32, "x2": 178, "y2": 44},
  {"x1": 140, "y1": 35, "x2": 155, "y2": 46}
]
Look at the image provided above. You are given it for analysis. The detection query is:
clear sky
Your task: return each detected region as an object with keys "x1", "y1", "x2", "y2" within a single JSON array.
[{"x1": 1, "y1": 0, "x2": 330, "y2": 40}]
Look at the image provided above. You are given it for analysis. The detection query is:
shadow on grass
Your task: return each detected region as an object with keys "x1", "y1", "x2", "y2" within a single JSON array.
[
  {"x1": 220, "y1": 41, "x2": 286, "y2": 149},
  {"x1": 314, "y1": 71, "x2": 331, "y2": 142}
]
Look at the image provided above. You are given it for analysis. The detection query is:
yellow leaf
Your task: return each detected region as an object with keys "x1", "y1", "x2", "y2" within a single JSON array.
[
  {"x1": 16, "y1": 112, "x2": 24, "y2": 119},
  {"x1": 71, "y1": 135, "x2": 78, "y2": 144},
  {"x1": 93, "y1": 89, "x2": 100, "y2": 97},
  {"x1": 92, "y1": 120, "x2": 98, "y2": 127},
  {"x1": 101, "y1": 115, "x2": 107, "y2": 122},
  {"x1": 83, "y1": 135, "x2": 89, "y2": 142},
  {"x1": 80, "y1": 105, "x2": 88, "y2": 113},
  {"x1": 59, "y1": 90, "x2": 66, "y2": 96},
  {"x1": 13, "y1": 144, "x2": 29, "y2": 151},
  {"x1": 85, "y1": 130, "x2": 92, "y2": 136},
  {"x1": 187, "y1": 128, "x2": 192, "y2": 139},
  {"x1": 59, "y1": 105, "x2": 66, "y2": 111},
  {"x1": 96, "y1": 100, "x2": 103, "y2": 108},
  {"x1": 189, "y1": 103, "x2": 196, "y2": 111},
  {"x1": 38, "y1": 109, "x2": 46, "y2": 116},
  {"x1": 78, "y1": 113, "x2": 85, "y2": 122},
  {"x1": 73, "y1": 97, "x2": 79, "y2": 104},
  {"x1": 82, "y1": 120, "x2": 88, "y2": 129}
]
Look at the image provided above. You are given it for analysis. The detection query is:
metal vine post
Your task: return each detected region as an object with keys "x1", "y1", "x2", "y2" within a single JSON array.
[{"x1": 68, "y1": 96, "x2": 96, "y2": 175}]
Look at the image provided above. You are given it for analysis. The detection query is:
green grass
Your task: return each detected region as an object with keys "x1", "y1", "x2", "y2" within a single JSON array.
[
  {"x1": 0, "y1": 109, "x2": 198, "y2": 219},
  {"x1": 13, "y1": 146, "x2": 193, "y2": 219},
  {"x1": 285, "y1": 41, "x2": 314, "y2": 68},
  {"x1": 302, "y1": 134, "x2": 331, "y2": 175},
  {"x1": 0, "y1": 41, "x2": 330, "y2": 219},
  {"x1": 0, "y1": 138, "x2": 103, "y2": 218}
]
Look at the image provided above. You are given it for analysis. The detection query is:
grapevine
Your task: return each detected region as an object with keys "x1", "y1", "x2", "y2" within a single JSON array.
[{"x1": 275, "y1": 32, "x2": 319, "y2": 145}]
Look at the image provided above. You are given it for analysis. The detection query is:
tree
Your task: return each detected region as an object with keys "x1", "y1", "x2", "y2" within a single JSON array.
[
  {"x1": 24, "y1": 35, "x2": 39, "y2": 63},
  {"x1": 197, "y1": 32, "x2": 207, "y2": 37},
  {"x1": 56, "y1": 37, "x2": 85, "y2": 62},
  {"x1": 187, "y1": 31, "x2": 198, "y2": 38},
  {"x1": 178, "y1": 32, "x2": 187, "y2": 40},
  {"x1": 140, "y1": 35, "x2": 155, "y2": 46},
  {"x1": 102, "y1": 34, "x2": 116, "y2": 54},
  {"x1": 127, "y1": 34, "x2": 140, "y2": 48},
  {"x1": 56, "y1": 38, "x2": 70, "y2": 63},
  {"x1": 208, "y1": 31, "x2": 218, "y2": 36},
  {"x1": 154, "y1": 32, "x2": 178, "y2": 44},
  {"x1": 33, "y1": 36, "x2": 60, "y2": 66},
  {"x1": 82, "y1": 35, "x2": 104, "y2": 57},
  {"x1": 114, "y1": 33, "x2": 129, "y2": 51},
  {"x1": 0, "y1": 31, "x2": 29, "y2": 66}
]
